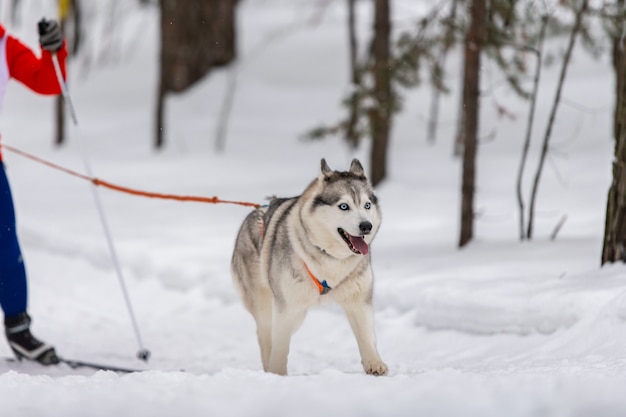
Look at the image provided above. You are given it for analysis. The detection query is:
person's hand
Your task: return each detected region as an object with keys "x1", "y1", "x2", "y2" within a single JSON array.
[{"x1": 38, "y1": 19, "x2": 63, "y2": 52}]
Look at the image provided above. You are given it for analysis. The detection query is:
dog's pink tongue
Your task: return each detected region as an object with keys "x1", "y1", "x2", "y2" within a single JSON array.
[{"x1": 349, "y1": 235, "x2": 369, "y2": 255}]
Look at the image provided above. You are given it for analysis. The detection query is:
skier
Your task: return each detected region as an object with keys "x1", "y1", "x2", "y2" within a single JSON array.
[{"x1": 0, "y1": 19, "x2": 67, "y2": 364}]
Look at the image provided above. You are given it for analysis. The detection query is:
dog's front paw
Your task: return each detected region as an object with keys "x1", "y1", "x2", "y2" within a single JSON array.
[
  {"x1": 362, "y1": 359, "x2": 388, "y2": 376},
  {"x1": 267, "y1": 357, "x2": 288, "y2": 376}
]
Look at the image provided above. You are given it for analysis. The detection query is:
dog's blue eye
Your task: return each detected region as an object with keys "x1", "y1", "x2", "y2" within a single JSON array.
[
  {"x1": 339, "y1": 203, "x2": 349, "y2": 211},
  {"x1": 364, "y1": 202, "x2": 371, "y2": 210}
]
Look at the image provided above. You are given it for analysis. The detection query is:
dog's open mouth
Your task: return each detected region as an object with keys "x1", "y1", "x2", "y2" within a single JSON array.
[{"x1": 338, "y1": 228, "x2": 369, "y2": 255}]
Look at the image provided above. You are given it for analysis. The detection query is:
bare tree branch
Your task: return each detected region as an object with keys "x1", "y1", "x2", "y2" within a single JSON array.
[
  {"x1": 516, "y1": 15, "x2": 548, "y2": 241},
  {"x1": 527, "y1": 0, "x2": 589, "y2": 239}
]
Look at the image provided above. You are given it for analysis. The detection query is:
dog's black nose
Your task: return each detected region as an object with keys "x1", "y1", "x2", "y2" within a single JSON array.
[{"x1": 359, "y1": 221, "x2": 373, "y2": 235}]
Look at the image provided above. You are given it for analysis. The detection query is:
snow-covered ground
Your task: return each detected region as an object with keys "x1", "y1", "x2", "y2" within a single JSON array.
[{"x1": 1, "y1": 1, "x2": 626, "y2": 416}]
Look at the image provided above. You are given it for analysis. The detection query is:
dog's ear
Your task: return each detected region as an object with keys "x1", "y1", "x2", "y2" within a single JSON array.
[
  {"x1": 349, "y1": 159, "x2": 365, "y2": 176},
  {"x1": 320, "y1": 158, "x2": 333, "y2": 178}
]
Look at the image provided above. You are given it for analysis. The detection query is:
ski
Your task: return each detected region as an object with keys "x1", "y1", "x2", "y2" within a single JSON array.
[
  {"x1": 58, "y1": 358, "x2": 141, "y2": 373},
  {"x1": 5, "y1": 356, "x2": 142, "y2": 373}
]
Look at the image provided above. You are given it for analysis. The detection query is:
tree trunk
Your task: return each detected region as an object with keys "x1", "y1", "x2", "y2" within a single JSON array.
[
  {"x1": 369, "y1": 0, "x2": 392, "y2": 187},
  {"x1": 427, "y1": 0, "x2": 458, "y2": 145},
  {"x1": 612, "y1": 0, "x2": 625, "y2": 146},
  {"x1": 345, "y1": 0, "x2": 360, "y2": 148},
  {"x1": 53, "y1": 0, "x2": 81, "y2": 146},
  {"x1": 427, "y1": 54, "x2": 443, "y2": 145},
  {"x1": 348, "y1": 0, "x2": 358, "y2": 86},
  {"x1": 458, "y1": 0, "x2": 486, "y2": 248},
  {"x1": 156, "y1": 0, "x2": 239, "y2": 149},
  {"x1": 214, "y1": 64, "x2": 238, "y2": 152},
  {"x1": 54, "y1": 95, "x2": 65, "y2": 146},
  {"x1": 602, "y1": 10, "x2": 626, "y2": 264},
  {"x1": 155, "y1": 83, "x2": 166, "y2": 149}
]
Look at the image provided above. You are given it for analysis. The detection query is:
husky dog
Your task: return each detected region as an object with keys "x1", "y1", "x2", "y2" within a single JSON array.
[{"x1": 231, "y1": 159, "x2": 387, "y2": 376}]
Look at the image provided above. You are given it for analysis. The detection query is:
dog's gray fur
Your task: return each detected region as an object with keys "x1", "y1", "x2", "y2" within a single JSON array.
[{"x1": 231, "y1": 158, "x2": 387, "y2": 376}]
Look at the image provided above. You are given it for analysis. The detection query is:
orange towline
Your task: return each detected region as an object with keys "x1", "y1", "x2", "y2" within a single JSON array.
[{"x1": 0, "y1": 143, "x2": 261, "y2": 209}]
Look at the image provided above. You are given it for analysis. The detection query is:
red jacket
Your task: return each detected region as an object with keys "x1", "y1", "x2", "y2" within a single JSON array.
[{"x1": 0, "y1": 23, "x2": 67, "y2": 161}]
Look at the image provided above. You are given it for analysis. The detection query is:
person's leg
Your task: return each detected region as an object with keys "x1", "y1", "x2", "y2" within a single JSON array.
[
  {"x1": 0, "y1": 163, "x2": 27, "y2": 316},
  {"x1": 0, "y1": 163, "x2": 58, "y2": 364}
]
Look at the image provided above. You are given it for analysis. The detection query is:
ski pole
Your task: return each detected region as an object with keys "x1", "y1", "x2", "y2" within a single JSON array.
[{"x1": 41, "y1": 19, "x2": 151, "y2": 362}]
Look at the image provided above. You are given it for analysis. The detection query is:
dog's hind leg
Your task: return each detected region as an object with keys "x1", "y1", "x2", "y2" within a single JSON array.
[
  {"x1": 268, "y1": 304, "x2": 307, "y2": 376},
  {"x1": 231, "y1": 264, "x2": 272, "y2": 371},
  {"x1": 341, "y1": 301, "x2": 388, "y2": 376},
  {"x1": 253, "y1": 288, "x2": 273, "y2": 372}
]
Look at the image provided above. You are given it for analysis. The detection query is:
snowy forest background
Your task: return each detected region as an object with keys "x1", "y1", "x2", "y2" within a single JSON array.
[{"x1": 1, "y1": 0, "x2": 626, "y2": 416}]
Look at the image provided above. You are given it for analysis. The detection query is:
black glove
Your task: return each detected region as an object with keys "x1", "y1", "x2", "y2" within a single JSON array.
[{"x1": 38, "y1": 19, "x2": 63, "y2": 52}]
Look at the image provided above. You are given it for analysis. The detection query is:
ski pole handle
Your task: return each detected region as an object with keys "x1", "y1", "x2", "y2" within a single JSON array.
[{"x1": 37, "y1": 18, "x2": 48, "y2": 36}]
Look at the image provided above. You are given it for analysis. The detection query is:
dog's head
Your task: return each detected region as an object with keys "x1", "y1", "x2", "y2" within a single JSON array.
[{"x1": 302, "y1": 158, "x2": 381, "y2": 259}]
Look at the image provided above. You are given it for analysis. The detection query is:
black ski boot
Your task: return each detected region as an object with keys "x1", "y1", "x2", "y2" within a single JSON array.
[{"x1": 4, "y1": 312, "x2": 59, "y2": 365}]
